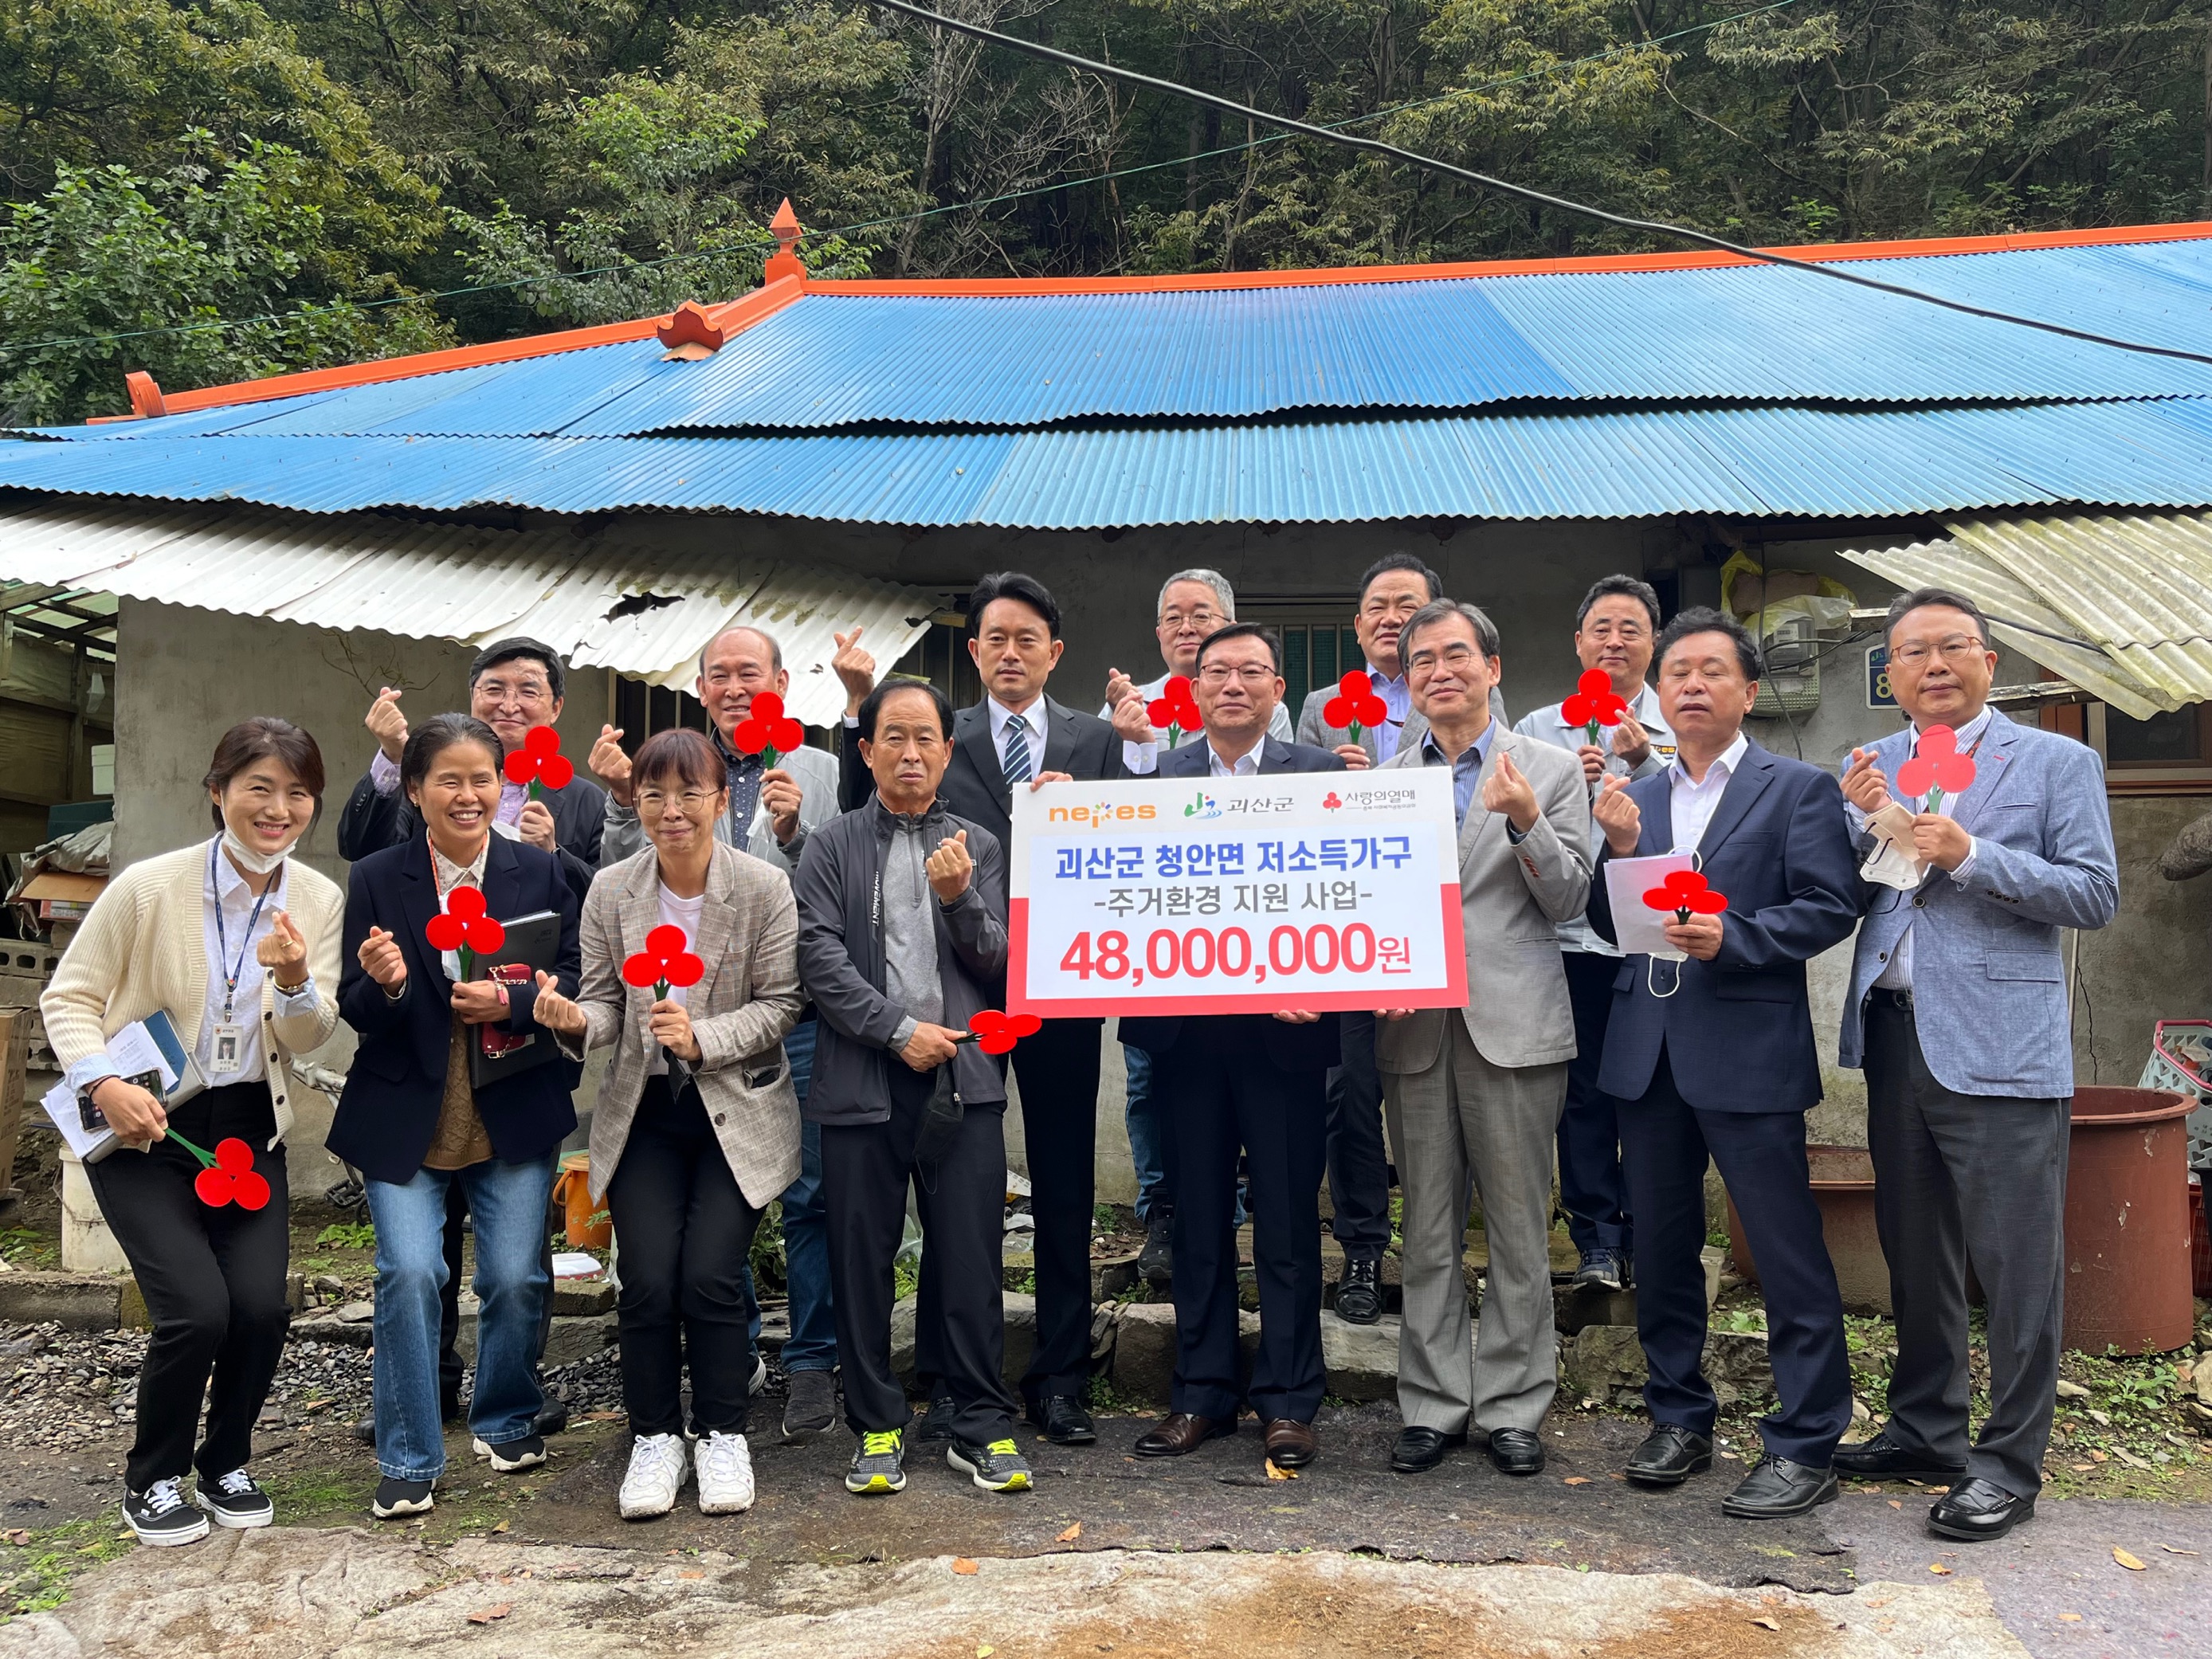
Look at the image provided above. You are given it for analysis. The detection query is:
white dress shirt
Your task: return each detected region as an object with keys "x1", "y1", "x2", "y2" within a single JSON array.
[
  {"x1": 1515, "y1": 682, "x2": 1674, "y2": 956},
  {"x1": 986, "y1": 695, "x2": 1049, "y2": 780},
  {"x1": 1873, "y1": 704, "x2": 1993, "y2": 991},
  {"x1": 199, "y1": 843, "x2": 317, "y2": 1084},
  {"x1": 646, "y1": 884, "x2": 707, "y2": 1076},
  {"x1": 1667, "y1": 731, "x2": 1751, "y2": 854},
  {"x1": 1206, "y1": 741, "x2": 1263, "y2": 778}
]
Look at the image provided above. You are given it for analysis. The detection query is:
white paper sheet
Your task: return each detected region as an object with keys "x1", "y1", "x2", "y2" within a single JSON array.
[
  {"x1": 1603, "y1": 853, "x2": 1700, "y2": 960},
  {"x1": 551, "y1": 1252, "x2": 605, "y2": 1279}
]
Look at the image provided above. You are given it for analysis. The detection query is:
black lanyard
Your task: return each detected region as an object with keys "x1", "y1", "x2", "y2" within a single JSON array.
[{"x1": 209, "y1": 840, "x2": 276, "y2": 1022}]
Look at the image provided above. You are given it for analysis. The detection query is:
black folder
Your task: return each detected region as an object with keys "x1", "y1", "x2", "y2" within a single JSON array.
[{"x1": 466, "y1": 908, "x2": 566, "y2": 1088}]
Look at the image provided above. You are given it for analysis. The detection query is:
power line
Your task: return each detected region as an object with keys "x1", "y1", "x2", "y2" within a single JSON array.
[
  {"x1": 0, "y1": 0, "x2": 1798, "y2": 360},
  {"x1": 869, "y1": 0, "x2": 2212, "y2": 370}
]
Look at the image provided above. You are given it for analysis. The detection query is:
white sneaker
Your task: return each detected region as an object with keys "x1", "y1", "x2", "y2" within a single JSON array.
[
  {"x1": 696, "y1": 1431, "x2": 755, "y2": 1514},
  {"x1": 748, "y1": 1357, "x2": 768, "y2": 1397},
  {"x1": 618, "y1": 1433, "x2": 688, "y2": 1520}
]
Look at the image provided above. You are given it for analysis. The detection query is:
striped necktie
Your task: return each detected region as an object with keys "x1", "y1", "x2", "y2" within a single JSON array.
[{"x1": 1002, "y1": 712, "x2": 1033, "y2": 784}]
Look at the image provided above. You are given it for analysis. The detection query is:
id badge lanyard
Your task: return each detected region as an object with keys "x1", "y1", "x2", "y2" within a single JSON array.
[{"x1": 208, "y1": 839, "x2": 275, "y2": 1074}]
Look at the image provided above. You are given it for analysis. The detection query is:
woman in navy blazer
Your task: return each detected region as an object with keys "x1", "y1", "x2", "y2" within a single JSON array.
[{"x1": 331, "y1": 713, "x2": 580, "y2": 1523}]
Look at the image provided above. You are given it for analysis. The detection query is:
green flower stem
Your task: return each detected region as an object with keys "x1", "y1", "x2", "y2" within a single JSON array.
[{"x1": 164, "y1": 1129, "x2": 216, "y2": 1168}]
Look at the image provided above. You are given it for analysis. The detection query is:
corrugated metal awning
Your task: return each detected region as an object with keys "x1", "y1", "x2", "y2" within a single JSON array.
[
  {"x1": 0, "y1": 504, "x2": 935, "y2": 726},
  {"x1": 1841, "y1": 509, "x2": 2212, "y2": 720}
]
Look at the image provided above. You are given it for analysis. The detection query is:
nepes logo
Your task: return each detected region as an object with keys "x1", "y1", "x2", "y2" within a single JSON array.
[{"x1": 1046, "y1": 802, "x2": 1159, "y2": 828}]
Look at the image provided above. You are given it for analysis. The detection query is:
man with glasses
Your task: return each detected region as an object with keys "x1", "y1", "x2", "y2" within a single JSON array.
[
  {"x1": 1374, "y1": 600, "x2": 1590, "y2": 1478},
  {"x1": 1100, "y1": 569, "x2": 1288, "y2": 1287},
  {"x1": 338, "y1": 636, "x2": 603, "y2": 1449},
  {"x1": 341, "y1": 637, "x2": 606, "y2": 901},
  {"x1": 1833, "y1": 589, "x2": 2116, "y2": 1542},
  {"x1": 1513, "y1": 575, "x2": 1677, "y2": 1296},
  {"x1": 591, "y1": 624, "x2": 845, "y2": 1445},
  {"x1": 1120, "y1": 625, "x2": 1346, "y2": 1473}
]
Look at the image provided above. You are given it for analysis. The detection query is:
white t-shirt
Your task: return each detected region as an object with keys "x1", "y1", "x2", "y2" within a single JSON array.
[{"x1": 647, "y1": 884, "x2": 708, "y2": 1077}]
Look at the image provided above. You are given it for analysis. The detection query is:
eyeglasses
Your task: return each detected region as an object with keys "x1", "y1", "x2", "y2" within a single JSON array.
[
  {"x1": 1196, "y1": 664, "x2": 1277, "y2": 686},
  {"x1": 637, "y1": 789, "x2": 716, "y2": 814},
  {"x1": 1159, "y1": 608, "x2": 1225, "y2": 631},
  {"x1": 1406, "y1": 643, "x2": 1483, "y2": 675},
  {"x1": 1890, "y1": 636, "x2": 1987, "y2": 669},
  {"x1": 474, "y1": 676, "x2": 554, "y2": 709}
]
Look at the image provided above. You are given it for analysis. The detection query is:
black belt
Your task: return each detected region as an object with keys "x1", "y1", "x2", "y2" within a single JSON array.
[{"x1": 1869, "y1": 986, "x2": 1915, "y2": 1013}]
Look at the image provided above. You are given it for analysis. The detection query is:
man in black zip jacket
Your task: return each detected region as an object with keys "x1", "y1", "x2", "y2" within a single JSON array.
[{"x1": 794, "y1": 678, "x2": 1030, "y2": 1500}]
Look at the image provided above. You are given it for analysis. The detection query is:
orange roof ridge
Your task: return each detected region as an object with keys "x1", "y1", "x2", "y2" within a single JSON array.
[{"x1": 101, "y1": 218, "x2": 2212, "y2": 423}]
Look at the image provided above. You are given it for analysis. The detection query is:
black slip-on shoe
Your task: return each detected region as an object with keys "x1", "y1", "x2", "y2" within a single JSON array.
[
  {"x1": 1928, "y1": 1477, "x2": 2036, "y2": 1541},
  {"x1": 371, "y1": 1477, "x2": 435, "y2": 1519},
  {"x1": 1485, "y1": 1426, "x2": 1546, "y2": 1476},
  {"x1": 1390, "y1": 1426, "x2": 1467, "y2": 1474},
  {"x1": 1832, "y1": 1430, "x2": 1967, "y2": 1483}
]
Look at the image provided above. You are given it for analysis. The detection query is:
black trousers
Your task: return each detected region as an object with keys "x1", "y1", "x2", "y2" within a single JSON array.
[
  {"x1": 1865, "y1": 996, "x2": 2068, "y2": 1497},
  {"x1": 1007, "y1": 1017, "x2": 1101, "y2": 1402},
  {"x1": 822, "y1": 1066, "x2": 1017, "y2": 1447},
  {"x1": 1616, "y1": 1044, "x2": 1851, "y2": 1468},
  {"x1": 1323, "y1": 1010, "x2": 1390, "y2": 1259},
  {"x1": 86, "y1": 1082, "x2": 291, "y2": 1492},
  {"x1": 1557, "y1": 950, "x2": 1633, "y2": 1258},
  {"x1": 1163, "y1": 1022, "x2": 1329, "y2": 1424},
  {"x1": 605, "y1": 1076, "x2": 763, "y2": 1437}
]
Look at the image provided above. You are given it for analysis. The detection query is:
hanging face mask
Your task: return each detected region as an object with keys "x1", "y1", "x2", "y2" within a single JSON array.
[
  {"x1": 1645, "y1": 850, "x2": 1700, "y2": 1000},
  {"x1": 219, "y1": 825, "x2": 301, "y2": 877}
]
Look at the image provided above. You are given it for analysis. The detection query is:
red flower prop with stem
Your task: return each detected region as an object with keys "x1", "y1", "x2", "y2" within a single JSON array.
[
  {"x1": 166, "y1": 1132, "x2": 271, "y2": 1210},
  {"x1": 1561, "y1": 669, "x2": 1629, "y2": 747},
  {"x1": 731, "y1": 692, "x2": 805, "y2": 769},
  {"x1": 1146, "y1": 676, "x2": 1202, "y2": 747},
  {"x1": 1642, "y1": 869, "x2": 1730, "y2": 927},
  {"x1": 622, "y1": 924, "x2": 707, "y2": 1001},
  {"x1": 1323, "y1": 670, "x2": 1390, "y2": 745},
  {"x1": 1896, "y1": 724, "x2": 1979, "y2": 816},
  {"x1": 426, "y1": 885, "x2": 507, "y2": 980},
  {"x1": 958, "y1": 1010, "x2": 1042, "y2": 1056},
  {"x1": 503, "y1": 725, "x2": 574, "y2": 800}
]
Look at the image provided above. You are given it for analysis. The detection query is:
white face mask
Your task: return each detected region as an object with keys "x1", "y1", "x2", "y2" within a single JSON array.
[{"x1": 220, "y1": 825, "x2": 300, "y2": 876}]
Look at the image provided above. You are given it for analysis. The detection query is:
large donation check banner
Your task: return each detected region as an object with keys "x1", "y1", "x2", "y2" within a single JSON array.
[{"x1": 1007, "y1": 769, "x2": 1467, "y2": 1018}]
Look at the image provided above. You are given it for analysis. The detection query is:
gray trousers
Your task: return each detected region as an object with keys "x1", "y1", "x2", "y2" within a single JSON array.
[
  {"x1": 1385, "y1": 1019, "x2": 1567, "y2": 1436},
  {"x1": 1864, "y1": 996, "x2": 2068, "y2": 1498}
]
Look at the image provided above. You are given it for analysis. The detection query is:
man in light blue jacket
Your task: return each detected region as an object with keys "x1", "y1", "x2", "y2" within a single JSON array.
[{"x1": 1834, "y1": 587, "x2": 2117, "y2": 1543}]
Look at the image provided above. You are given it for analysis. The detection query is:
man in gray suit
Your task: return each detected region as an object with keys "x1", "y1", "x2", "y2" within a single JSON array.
[
  {"x1": 591, "y1": 624, "x2": 845, "y2": 1444},
  {"x1": 1834, "y1": 586, "x2": 2118, "y2": 1541},
  {"x1": 1372, "y1": 599, "x2": 1591, "y2": 1477}
]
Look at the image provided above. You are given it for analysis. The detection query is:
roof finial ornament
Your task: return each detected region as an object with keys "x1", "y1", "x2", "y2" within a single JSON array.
[
  {"x1": 657, "y1": 300, "x2": 726, "y2": 360},
  {"x1": 764, "y1": 198, "x2": 806, "y2": 285}
]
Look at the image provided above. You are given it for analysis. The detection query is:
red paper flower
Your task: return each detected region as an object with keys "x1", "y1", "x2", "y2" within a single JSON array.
[
  {"x1": 1896, "y1": 724, "x2": 1978, "y2": 810},
  {"x1": 1323, "y1": 670, "x2": 1389, "y2": 736},
  {"x1": 502, "y1": 724, "x2": 574, "y2": 793},
  {"x1": 963, "y1": 1009, "x2": 1042, "y2": 1056},
  {"x1": 1561, "y1": 669, "x2": 1628, "y2": 739},
  {"x1": 186, "y1": 1136, "x2": 271, "y2": 1210},
  {"x1": 1642, "y1": 869, "x2": 1730, "y2": 923},
  {"x1": 1146, "y1": 675, "x2": 1202, "y2": 735},
  {"x1": 732, "y1": 692, "x2": 805, "y2": 763},
  {"x1": 426, "y1": 885, "x2": 507, "y2": 955},
  {"x1": 622, "y1": 924, "x2": 706, "y2": 997}
]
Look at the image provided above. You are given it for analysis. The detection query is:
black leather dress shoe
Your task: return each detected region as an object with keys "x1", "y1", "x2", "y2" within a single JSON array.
[
  {"x1": 1132, "y1": 1412, "x2": 1235, "y2": 1458},
  {"x1": 1625, "y1": 1423, "x2": 1712, "y2": 1487},
  {"x1": 1832, "y1": 1431, "x2": 1966, "y2": 1483},
  {"x1": 1390, "y1": 1426, "x2": 1466, "y2": 1473},
  {"x1": 1485, "y1": 1427, "x2": 1546, "y2": 1476},
  {"x1": 1928, "y1": 1477, "x2": 2035, "y2": 1541},
  {"x1": 1721, "y1": 1454, "x2": 1840, "y2": 1519},
  {"x1": 1030, "y1": 1394, "x2": 1097, "y2": 1445},
  {"x1": 1333, "y1": 1255, "x2": 1383, "y2": 1325}
]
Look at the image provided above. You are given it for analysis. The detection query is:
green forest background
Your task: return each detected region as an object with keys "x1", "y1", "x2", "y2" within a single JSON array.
[{"x1": 4, "y1": 0, "x2": 2209, "y2": 423}]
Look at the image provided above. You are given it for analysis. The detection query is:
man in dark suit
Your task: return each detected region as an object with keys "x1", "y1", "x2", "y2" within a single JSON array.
[
  {"x1": 1585, "y1": 606, "x2": 1861, "y2": 1520},
  {"x1": 337, "y1": 637, "x2": 601, "y2": 1445},
  {"x1": 339, "y1": 637, "x2": 606, "y2": 906},
  {"x1": 834, "y1": 573, "x2": 1124, "y2": 1447},
  {"x1": 1120, "y1": 623, "x2": 1347, "y2": 1471}
]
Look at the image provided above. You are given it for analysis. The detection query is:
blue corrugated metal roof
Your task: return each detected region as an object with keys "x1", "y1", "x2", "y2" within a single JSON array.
[
  {"x1": 7, "y1": 398, "x2": 2210, "y2": 526},
  {"x1": 25, "y1": 234, "x2": 2212, "y2": 444}
]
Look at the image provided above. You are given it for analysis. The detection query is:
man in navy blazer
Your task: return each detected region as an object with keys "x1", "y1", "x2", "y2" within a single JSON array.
[
  {"x1": 1586, "y1": 607, "x2": 1860, "y2": 1520},
  {"x1": 1832, "y1": 588, "x2": 2117, "y2": 1541},
  {"x1": 1120, "y1": 624, "x2": 1347, "y2": 1473}
]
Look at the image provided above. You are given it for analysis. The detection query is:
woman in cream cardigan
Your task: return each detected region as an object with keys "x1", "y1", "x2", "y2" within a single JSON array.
[
  {"x1": 42, "y1": 717, "x2": 342, "y2": 1547},
  {"x1": 532, "y1": 727, "x2": 802, "y2": 1520}
]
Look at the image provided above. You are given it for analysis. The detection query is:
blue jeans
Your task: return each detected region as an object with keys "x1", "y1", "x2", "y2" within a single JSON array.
[
  {"x1": 1124, "y1": 1042, "x2": 1169, "y2": 1221},
  {"x1": 743, "y1": 1017, "x2": 837, "y2": 1373},
  {"x1": 367, "y1": 1155, "x2": 557, "y2": 1482}
]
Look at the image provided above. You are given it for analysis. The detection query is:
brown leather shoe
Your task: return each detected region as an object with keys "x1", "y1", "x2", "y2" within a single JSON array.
[
  {"x1": 1132, "y1": 1413, "x2": 1234, "y2": 1458},
  {"x1": 1263, "y1": 1418, "x2": 1319, "y2": 1469}
]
